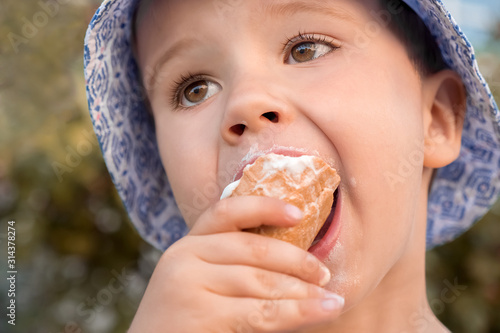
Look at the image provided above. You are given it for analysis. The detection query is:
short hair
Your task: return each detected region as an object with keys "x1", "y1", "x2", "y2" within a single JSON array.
[{"x1": 380, "y1": 0, "x2": 448, "y2": 75}]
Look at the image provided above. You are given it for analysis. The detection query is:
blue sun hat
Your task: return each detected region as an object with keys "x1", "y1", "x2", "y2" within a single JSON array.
[{"x1": 84, "y1": 0, "x2": 500, "y2": 251}]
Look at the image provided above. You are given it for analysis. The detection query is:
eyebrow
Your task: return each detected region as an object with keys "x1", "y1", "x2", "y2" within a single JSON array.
[
  {"x1": 146, "y1": 1, "x2": 355, "y2": 98},
  {"x1": 146, "y1": 37, "x2": 201, "y2": 98}
]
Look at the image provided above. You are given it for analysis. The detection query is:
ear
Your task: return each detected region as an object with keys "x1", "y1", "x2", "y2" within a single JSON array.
[{"x1": 422, "y1": 70, "x2": 466, "y2": 168}]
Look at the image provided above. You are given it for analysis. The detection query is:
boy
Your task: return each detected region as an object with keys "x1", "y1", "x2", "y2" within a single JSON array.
[{"x1": 84, "y1": 0, "x2": 500, "y2": 331}]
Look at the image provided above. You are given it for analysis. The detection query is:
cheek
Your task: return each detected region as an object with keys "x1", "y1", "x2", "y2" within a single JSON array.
[
  {"x1": 154, "y1": 112, "x2": 221, "y2": 226},
  {"x1": 299, "y1": 57, "x2": 424, "y2": 179},
  {"x1": 298, "y1": 54, "x2": 425, "y2": 289},
  {"x1": 332, "y1": 63, "x2": 424, "y2": 227}
]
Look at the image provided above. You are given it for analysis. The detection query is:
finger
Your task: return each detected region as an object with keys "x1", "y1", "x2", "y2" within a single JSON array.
[
  {"x1": 187, "y1": 232, "x2": 331, "y2": 287},
  {"x1": 228, "y1": 296, "x2": 344, "y2": 332},
  {"x1": 190, "y1": 196, "x2": 303, "y2": 236},
  {"x1": 203, "y1": 264, "x2": 329, "y2": 299}
]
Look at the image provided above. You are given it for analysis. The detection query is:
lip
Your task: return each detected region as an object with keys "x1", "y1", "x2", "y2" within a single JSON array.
[
  {"x1": 232, "y1": 146, "x2": 319, "y2": 182},
  {"x1": 308, "y1": 188, "x2": 342, "y2": 260}
]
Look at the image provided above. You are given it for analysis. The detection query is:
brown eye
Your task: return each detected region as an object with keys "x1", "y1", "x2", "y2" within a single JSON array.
[
  {"x1": 291, "y1": 42, "x2": 317, "y2": 63},
  {"x1": 184, "y1": 80, "x2": 208, "y2": 104},
  {"x1": 180, "y1": 79, "x2": 222, "y2": 107},
  {"x1": 286, "y1": 38, "x2": 338, "y2": 65}
]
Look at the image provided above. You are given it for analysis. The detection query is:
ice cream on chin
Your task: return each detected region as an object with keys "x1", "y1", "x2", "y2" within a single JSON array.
[{"x1": 220, "y1": 153, "x2": 341, "y2": 250}]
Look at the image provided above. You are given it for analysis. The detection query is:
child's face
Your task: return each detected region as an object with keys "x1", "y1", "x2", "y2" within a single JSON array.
[{"x1": 136, "y1": 0, "x2": 431, "y2": 304}]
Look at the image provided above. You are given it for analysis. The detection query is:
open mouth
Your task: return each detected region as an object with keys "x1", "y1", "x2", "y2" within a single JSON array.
[{"x1": 310, "y1": 188, "x2": 339, "y2": 248}]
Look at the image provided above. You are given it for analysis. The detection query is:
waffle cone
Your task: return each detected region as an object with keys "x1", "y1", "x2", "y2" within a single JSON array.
[{"x1": 228, "y1": 154, "x2": 340, "y2": 250}]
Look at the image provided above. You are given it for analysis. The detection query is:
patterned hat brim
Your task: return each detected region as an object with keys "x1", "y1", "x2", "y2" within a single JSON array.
[{"x1": 84, "y1": 0, "x2": 500, "y2": 251}]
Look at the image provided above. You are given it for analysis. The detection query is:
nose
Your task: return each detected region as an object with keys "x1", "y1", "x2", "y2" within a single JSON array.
[{"x1": 220, "y1": 77, "x2": 289, "y2": 145}]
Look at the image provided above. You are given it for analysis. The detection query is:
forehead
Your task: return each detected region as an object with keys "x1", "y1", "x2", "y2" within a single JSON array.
[
  {"x1": 135, "y1": 0, "x2": 378, "y2": 29},
  {"x1": 134, "y1": 0, "x2": 381, "y2": 61},
  {"x1": 133, "y1": 0, "x2": 397, "y2": 96}
]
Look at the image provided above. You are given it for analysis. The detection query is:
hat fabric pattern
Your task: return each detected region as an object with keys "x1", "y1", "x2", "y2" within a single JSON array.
[{"x1": 84, "y1": 0, "x2": 500, "y2": 251}]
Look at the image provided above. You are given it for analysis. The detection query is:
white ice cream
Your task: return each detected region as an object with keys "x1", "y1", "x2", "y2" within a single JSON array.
[
  {"x1": 219, "y1": 154, "x2": 320, "y2": 199},
  {"x1": 220, "y1": 179, "x2": 241, "y2": 199}
]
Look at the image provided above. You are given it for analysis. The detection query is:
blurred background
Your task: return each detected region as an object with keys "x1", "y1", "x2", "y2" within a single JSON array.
[{"x1": 0, "y1": 0, "x2": 499, "y2": 332}]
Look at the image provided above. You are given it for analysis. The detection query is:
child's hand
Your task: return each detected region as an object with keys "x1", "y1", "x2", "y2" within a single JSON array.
[{"x1": 128, "y1": 196, "x2": 344, "y2": 333}]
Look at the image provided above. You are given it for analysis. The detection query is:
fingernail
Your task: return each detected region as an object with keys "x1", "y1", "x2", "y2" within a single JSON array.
[
  {"x1": 321, "y1": 293, "x2": 344, "y2": 311},
  {"x1": 285, "y1": 204, "x2": 303, "y2": 221},
  {"x1": 319, "y1": 265, "x2": 331, "y2": 286}
]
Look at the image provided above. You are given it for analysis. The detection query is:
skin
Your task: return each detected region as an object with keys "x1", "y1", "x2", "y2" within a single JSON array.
[{"x1": 130, "y1": 0, "x2": 466, "y2": 332}]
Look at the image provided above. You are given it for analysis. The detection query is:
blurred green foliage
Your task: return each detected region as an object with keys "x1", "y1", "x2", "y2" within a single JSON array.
[
  {"x1": 0, "y1": 1, "x2": 157, "y2": 333},
  {"x1": 0, "y1": 0, "x2": 499, "y2": 332}
]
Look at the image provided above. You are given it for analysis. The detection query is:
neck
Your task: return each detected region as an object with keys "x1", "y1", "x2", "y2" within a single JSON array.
[{"x1": 303, "y1": 170, "x2": 449, "y2": 333}]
